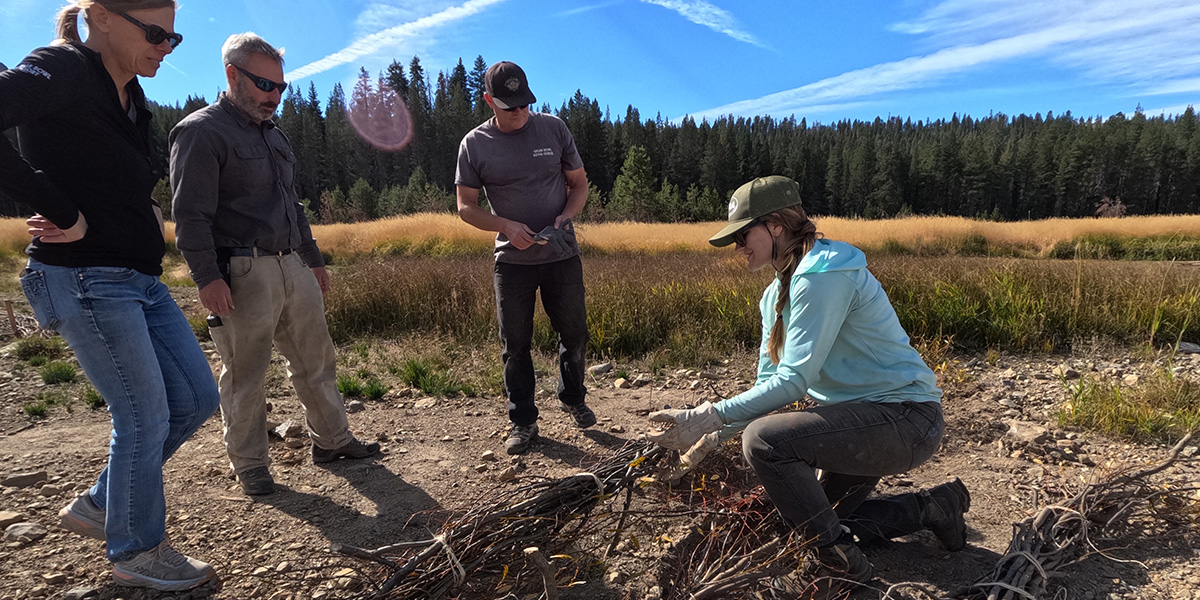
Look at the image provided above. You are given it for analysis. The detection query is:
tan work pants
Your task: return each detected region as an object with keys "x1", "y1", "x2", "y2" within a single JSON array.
[{"x1": 210, "y1": 252, "x2": 351, "y2": 475}]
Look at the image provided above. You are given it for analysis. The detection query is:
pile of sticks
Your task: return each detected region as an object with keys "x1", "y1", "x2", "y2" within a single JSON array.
[
  {"x1": 961, "y1": 431, "x2": 1197, "y2": 600},
  {"x1": 332, "y1": 440, "x2": 670, "y2": 599}
]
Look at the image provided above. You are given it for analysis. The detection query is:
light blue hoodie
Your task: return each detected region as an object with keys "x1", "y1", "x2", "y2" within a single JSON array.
[{"x1": 713, "y1": 239, "x2": 941, "y2": 435}]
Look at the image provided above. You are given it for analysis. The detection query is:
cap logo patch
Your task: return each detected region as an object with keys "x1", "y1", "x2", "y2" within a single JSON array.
[
  {"x1": 505, "y1": 77, "x2": 521, "y2": 92},
  {"x1": 728, "y1": 197, "x2": 738, "y2": 217}
]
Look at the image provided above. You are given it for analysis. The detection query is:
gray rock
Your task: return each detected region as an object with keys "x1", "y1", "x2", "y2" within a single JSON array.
[
  {"x1": 413, "y1": 398, "x2": 437, "y2": 409},
  {"x1": 481, "y1": 451, "x2": 497, "y2": 462},
  {"x1": 274, "y1": 420, "x2": 304, "y2": 439},
  {"x1": 1, "y1": 471, "x2": 47, "y2": 488},
  {"x1": 0, "y1": 511, "x2": 24, "y2": 529},
  {"x1": 1005, "y1": 421, "x2": 1050, "y2": 446},
  {"x1": 41, "y1": 572, "x2": 67, "y2": 585},
  {"x1": 1177, "y1": 341, "x2": 1200, "y2": 354},
  {"x1": 4, "y1": 522, "x2": 48, "y2": 543},
  {"x1": 63, "y1": 588, "x2": 99, "y2": 600},
  {"x1": 38, "y1": 484, "x2": 61, "y2": 497},
  {"x1": 587, "y1": 362, "x2": 613, "y2": 375},
  {"x1": 346, "y1": 400, "x2": 365, "y2": 414},
  {"x1": 609, "y1": 425, "x2": 626, "y2": 433},
  {"x1": 1052, "y1": 364, "x2": 1080, "y2": 380}
]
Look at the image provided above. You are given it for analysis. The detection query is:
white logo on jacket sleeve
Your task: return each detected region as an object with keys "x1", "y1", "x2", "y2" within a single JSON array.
[
  {"x1": 533, "y1": 147, "x2": 555, "y2": 157},
  {"x1": 15, "y1": 63, "x2": 51, "y2": 80}
]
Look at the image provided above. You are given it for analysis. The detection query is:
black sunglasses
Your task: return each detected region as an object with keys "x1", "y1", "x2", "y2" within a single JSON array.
[
  {"x1": 733, "y1": 220, "x2": 762, "y2": 247},
  {"x1": 502, "y1": 104, "x2": 529, "y2": 112},
  {"x1": 235, "y1": 66, "x2": 288, "y2": 94},
  {"x1": 115, "y1": 11, "x2": 183, "y2": 49}
]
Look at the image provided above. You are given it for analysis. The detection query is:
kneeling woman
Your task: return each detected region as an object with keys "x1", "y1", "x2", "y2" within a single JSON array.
[{"x1": 648, "y1": 176, "x2": 969, "y2": 598}]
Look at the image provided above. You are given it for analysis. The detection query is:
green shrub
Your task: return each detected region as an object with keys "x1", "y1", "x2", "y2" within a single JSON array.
[
  {"x1": 14, "y1": 336, "x2": 63, "y2": 361},
  {"x1": 337, "y1": 373, "x2": 363, "y2": 397},
  {"x1": 363, "y1": 378, "x2": 388, "y2": 400},
  {"x1": 40, "y1": 361, "x2": 77, "y2": 385},
  {"x1": 188, "y1": 314, "x2": 211, "y2": 341},
  {"x1": 27, "y1": 355, "x2": 48, "y2": 367},
  {"x1": 23, "y1": 402, "x2": 47, "y2": 418},
  {"x1": 82, "y1": 386, "x2": 105, "y2": 409},
  {"x1": 36, "y1": 389, "x2": 70, "y2": 406}
]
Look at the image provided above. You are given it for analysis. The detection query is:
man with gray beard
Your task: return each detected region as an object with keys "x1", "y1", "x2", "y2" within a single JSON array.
[{"x1": 169, "y1": 33, "x2": 378, "y2": 496}]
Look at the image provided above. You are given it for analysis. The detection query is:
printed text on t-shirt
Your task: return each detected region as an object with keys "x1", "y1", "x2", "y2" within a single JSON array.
[{"x1": 532, "y1": 147, "x2": 555, "y2": 157}]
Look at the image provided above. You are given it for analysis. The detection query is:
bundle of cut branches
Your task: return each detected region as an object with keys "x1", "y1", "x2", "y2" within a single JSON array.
[
  {"x1": 332, "y1": 440, "x2": 670, "y2": 599},
  {"x1": 962, "y1": 431, "x2": 1197, "y2": 600}
]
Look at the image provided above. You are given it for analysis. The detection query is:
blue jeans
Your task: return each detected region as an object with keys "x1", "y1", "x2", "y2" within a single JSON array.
[
  {"x1": 742, "y1": 400, "x2": 943, "y2": 546},
  {"x1": 493, "y1": 256, "x2": 589, "y2": 426},
  {"x1": 21, "y1": 260, "x2": 220, "y2": 562}
]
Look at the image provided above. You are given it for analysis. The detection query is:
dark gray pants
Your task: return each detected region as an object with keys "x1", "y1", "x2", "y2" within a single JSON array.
[
  {"x1": 742, "y1": 400, "x2": 944, "y2": 546},
  {"x1": 493, "y1": 255, "x2": 589, "y2": 427}
]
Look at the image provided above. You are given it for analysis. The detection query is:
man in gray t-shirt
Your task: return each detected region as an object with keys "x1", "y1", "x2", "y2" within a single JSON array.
[{"x1": 455, "y1": 61, "x2": 595, "y2": 455}]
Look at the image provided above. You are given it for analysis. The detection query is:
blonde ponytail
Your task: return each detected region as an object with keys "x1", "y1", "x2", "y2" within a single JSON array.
[{"x1": 55, "y1": 3, "x2": 88, "y2": 44}]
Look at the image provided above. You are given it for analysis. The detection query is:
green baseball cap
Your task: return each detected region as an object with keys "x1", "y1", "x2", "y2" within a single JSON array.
[{"x1": 709, "y1": 176, "x2": 803, "y2": 247}]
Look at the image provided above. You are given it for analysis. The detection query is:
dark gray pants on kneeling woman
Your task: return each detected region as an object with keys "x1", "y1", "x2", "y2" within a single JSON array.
[{"x1": 742, "y1": 400, "x2": 944, "y2": 546}]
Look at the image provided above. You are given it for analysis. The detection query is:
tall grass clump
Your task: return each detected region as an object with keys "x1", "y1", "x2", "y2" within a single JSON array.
[
  {"x1": 396, "y1": 358, "x2": 462, "y2": 397},
  {"x1": 1048, "y1": 234, "x2": 1200, "y2": 261},
  {"x1": 1059, "y1": 369, "x2": 1200, "y2": 444}
]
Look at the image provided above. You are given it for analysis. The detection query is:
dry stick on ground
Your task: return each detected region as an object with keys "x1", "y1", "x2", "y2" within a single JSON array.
[
  {"x1": 960, "y1": 431, "x2": 1197, "y2": 600},
  {"x1": 333, "y1": 440, "x2": 670, "y2": 599}
]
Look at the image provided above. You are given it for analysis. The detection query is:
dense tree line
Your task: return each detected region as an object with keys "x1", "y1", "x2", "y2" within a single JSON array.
[{"x1": 4, "y1": 55, "x2": 1199, "y2": 221}]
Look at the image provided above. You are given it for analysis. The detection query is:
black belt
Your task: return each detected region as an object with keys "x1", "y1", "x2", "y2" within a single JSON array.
[{"x1": 222, "y1": 247, "x2": 293, "y2": 257}]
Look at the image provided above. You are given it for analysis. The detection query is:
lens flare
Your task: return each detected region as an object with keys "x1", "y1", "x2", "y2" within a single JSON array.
[{"x1": 347, "y1": 82, "x2": 413, "y2": 151}]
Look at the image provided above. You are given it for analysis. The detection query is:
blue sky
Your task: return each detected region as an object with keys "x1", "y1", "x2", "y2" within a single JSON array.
[{"x1": 2, "y1": 0, "x2": 1197, "y2": 124}]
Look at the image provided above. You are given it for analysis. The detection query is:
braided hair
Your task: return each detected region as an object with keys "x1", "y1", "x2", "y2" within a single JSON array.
[{"x1": 762, "y1": 205, "x2": 820, "y2": 364}]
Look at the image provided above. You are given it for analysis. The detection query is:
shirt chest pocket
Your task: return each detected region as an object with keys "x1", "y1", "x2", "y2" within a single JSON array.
[
  {"x1": 268, "y1": 139, "x2": 297, "y2": 190},
  {"x1": 224, "y1": 144, "x2": 274, "y2": 192}
]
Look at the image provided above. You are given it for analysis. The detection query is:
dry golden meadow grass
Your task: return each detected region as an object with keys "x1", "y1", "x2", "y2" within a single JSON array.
[{"x1": 3, "y1": 213, "x2": 1200, "y2": 258}]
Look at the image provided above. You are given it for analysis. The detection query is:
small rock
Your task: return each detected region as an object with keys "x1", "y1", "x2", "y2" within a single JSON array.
[
  {"x1": 346, "y1": 400, "x2": 365, "y2": 414},
  {"x1": 63, "y1": 588, "x2": 98, "y2": 600},
  {"x1": 42, "y1": 573, "x2": 67, "y2": 585},
  {"x1": 441, "y1": 435, "x2": 453, "y2": 442},
  {"x1": 1181, "y1": 446, "x2": 1198, "y2": 458},
  {"x1": 274, "y1": 420, "x2": 304, "y2": 439},
  {"x1": 588, "y1": 363, "x2": 613, "y2": 375},
  {"x1": 481, "y1": 451, "x2": 497, "y2": 462},
  {"x1": 609, "y1": 425, "x2": 626, "y2": 434},
  {"x1": 632, "y1": 375, "x2": 653, "y2": 387},
  {"x1": 285, "y1": 439, "x2": 307, "y2": 449},
  {"x1": 1177, "y1": 341, "x2": 1200, "y2": 354},
  {"x1": 252, "y1": 566, "x2": 271, "y2": 576},
  {"x1": 38, "y1": 484, "x2": 61, "y2": 497},
  {"x1": 473, "y1": 464, "x2": 488, "y2": 473},
  {"x1": 1, "y1": 471, "x2": 48, "y2": 488},
  {"x1": 1005, "y1": 420, "x2": 1050, "y2": 445},
  {"x1": 614, "y1": 378, "x2": 631, "y2": 389},
  {"x1": 605, "y1": 570, "x2": 624, "y2": 585},
  {"x1": 646, "y1": 585, "x2": 663, "y2": 600},
  {"x1": 1052, "y1": 364, "x2": 1080, "y2": 380},
  {"x1": 4, "y1": 522, "x2": 48, "y2": 543},
  {"x1": 1122, "y1": 374, "x2": 1139, "y2": 386},
  {"x1": 698, "y1": 371, "x2": 721, "y2": 380},
  {"x1": 0, "y1": 511, "x2": 24, "y2": 529},
  {"x1": 498, "y1": 466, "x2": 519, "y2": 481},
  {"x1": 413, "y1": 398, "x2": 437, "y2": 409}
]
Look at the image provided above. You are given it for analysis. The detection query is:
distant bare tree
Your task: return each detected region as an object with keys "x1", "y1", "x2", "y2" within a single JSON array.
[{"x1": 1095, "y1": 196, "x2": 1127, "y2": 218}]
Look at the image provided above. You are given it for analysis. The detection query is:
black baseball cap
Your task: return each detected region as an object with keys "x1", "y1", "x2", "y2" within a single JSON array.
[{"x1": 485, "y1": 61, "x2": 537, "y2": 109}]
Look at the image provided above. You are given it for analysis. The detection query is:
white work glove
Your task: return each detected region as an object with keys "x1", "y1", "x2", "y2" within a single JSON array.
[
  {"x1": 666, "y1": 431, "x2": 720, "y2": 481},
  {"x1": 647, "y1": 401, "x2": 724, "y2": 451}
]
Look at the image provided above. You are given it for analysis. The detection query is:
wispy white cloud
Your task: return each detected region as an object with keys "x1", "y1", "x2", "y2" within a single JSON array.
[
  {"x1": 639, "y1": 0, "x2": 761, "y2": 47},
  {"x1": 1145, "y1": 77, "x2": 1200, "y2": 96},
  {"x1": 691, "y1": 0, "x2": 1200, "y2": 119},
  {"x1": 557, "y1": 2, "x2": 622, "y2": 17},
  {"x1": 1144, "y1": 103, "x2": 1196, "y2": 117},
  {"x1": 286, "y1": 0, "x2": 506, "y2": 82}
]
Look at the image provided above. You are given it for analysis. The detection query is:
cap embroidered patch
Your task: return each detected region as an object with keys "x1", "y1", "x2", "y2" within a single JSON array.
[
  {"x1": 728, "y1": 197, "x2": 739, "y2": 217},
  {"x1": 506, "y1": 77, "x2": 521, "y2": 91}
]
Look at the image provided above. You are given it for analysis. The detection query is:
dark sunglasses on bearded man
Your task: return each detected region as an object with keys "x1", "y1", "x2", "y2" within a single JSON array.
[{"x1": 234, "y1": 65, "x2": 288, "y2": 94}]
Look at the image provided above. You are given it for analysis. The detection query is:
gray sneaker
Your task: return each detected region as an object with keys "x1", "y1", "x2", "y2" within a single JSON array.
[
  {"x1": 112, "y1": 541, "x2": 217, "y2": 591},
  {"x1": 505, "y1": 423, "x2": 538, "y2": 455},
  {"x1": 559, "y1": 402, "x2": 597, "y2": 428},
  {"x1": 59, "y1": 492, "x2": 106, "y2": 540}
]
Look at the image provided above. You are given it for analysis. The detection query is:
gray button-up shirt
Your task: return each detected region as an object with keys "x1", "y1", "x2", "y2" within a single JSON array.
[{"x1": 170, "y1": 93, "x2": 323, "y2": 289}]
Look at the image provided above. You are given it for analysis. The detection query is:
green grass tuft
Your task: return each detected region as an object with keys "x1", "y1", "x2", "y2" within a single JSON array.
[
  {"x1": 1058, "y1": 368, "x2": 1200, "y2": 444},
  {"x1": 81, "y1": 385, "x2": 105, "y2": 409},
  {"x1": 40, "y1": 361, "x2": 76, "y2": 385},
  {"x1": 337, "y1": 373, "x2": 363, "y2": 397},
  {"x1": 14, "y1": 336, "x2": 64, "y2": 361},
  {"x1": 23, "y1": 401, "x2": 47, "y2": 418},
  {"x1": 397, "y1": 358, "x2": 461, "y2": 397},
  {"x1": 363, "y1": 378, "x2": 389, "y2": 400}
]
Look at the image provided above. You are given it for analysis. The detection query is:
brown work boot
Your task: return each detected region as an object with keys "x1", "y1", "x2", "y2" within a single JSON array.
[
  {"x1": 236, "y1": 466, "x2": 275, "y2": 496},
  {"x1": 312, "y1": 437, "x2": 381, "y2": 463},
  {"x1": 763, "y1": 533, "x2": 873, "y2": 599},
  {"x1": 921, "y1": 477, "x2": 971, "y2": 551}
]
